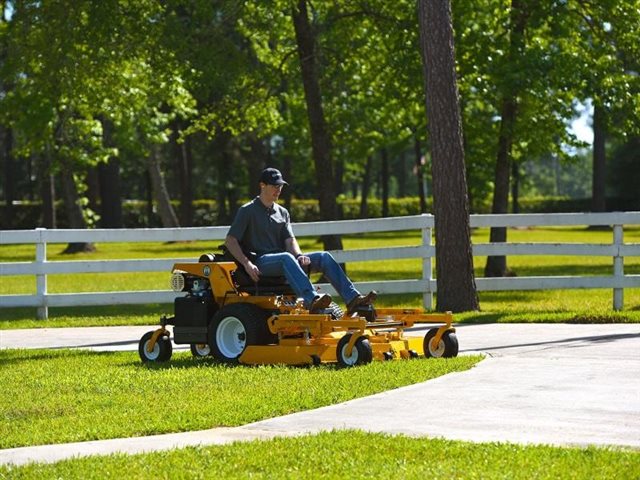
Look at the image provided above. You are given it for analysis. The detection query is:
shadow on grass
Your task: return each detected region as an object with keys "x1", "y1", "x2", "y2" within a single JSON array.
[
  {"x1": 0, "y1": 304, "x2": 168, "y2": 324},
  {"x1": 455, "y1": 312, "x2": 508, "y2": 324},
  {"x1": 457, "y1": 311, "x2": 638, "y2": 324},
  {"x1": 128, "y1": 355, "x2": 342, "y2": 372},
  {"x1": 0, "y1": 348, "x2": 117, "y2": 366},
  {"x1": 468, "y1": 332, "x2": 640, "y2": 354}
]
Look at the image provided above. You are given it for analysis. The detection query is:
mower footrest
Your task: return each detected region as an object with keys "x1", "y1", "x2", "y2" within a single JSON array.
[{"x1": 366, "y1": 321, "x2": 404, "y2": 328}]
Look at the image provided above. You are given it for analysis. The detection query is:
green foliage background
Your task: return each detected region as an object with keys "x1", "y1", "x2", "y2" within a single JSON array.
[{"x1": 0, "y1": 0, "x2": 638, "y2": 229}]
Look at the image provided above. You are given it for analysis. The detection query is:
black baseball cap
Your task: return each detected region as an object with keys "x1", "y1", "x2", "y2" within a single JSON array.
[{"x1": 260, "y1": 167, "x2": 288, "y2": 186}]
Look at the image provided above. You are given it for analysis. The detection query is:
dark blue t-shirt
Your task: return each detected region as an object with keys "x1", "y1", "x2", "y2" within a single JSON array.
[{"x1": 227, "y1": 197, "x2": 295, "y2": 256}]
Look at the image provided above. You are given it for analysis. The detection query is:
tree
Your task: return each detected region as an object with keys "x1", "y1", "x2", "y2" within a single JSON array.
[
  {"x1": 418, "y1": 0, "x2": 479, "y2": 312},
  {"x1": 1, "y1": 1, "x2": 16, "y2": 228},
  {"x1": 291, "y1": 0, "x2": 343, "y2": 251},
  {"x1": 569, "y1": 0, "x2": 640, "y2": 213},
  {"x1": 591, "y1": 103, "x2": 607, "y2": 212},
  {"x1": 484, "y1": 0, "x2": 528, "y2": 277}
]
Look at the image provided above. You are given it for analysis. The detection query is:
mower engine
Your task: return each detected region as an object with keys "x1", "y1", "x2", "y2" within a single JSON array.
[{"x1": 171, "y1": 272, "x2": 211, "y2": 297}]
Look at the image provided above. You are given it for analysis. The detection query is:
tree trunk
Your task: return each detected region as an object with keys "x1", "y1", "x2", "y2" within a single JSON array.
[
  {"x1": 226, "y1": 141, "x2": 241, "y2": 220},
  {"x1": 98, "y1": 158, "x2": 123, "y2": 228},
  {"x1": 282, "y1": 154, "x2": 293, "y2": 212},
  {"x1": 60, "y1": 163, "x2": 96, "y2": 253},
  {"x1": 359, "y1": 155, "x2": 373, "y2": 218},
  {"x1": 40, "y1": 147, "x2": 56, "y2": 229},
  {"x1": 0, "y1": 11, "x2": 13, "y2": 228},
  {"x1": 381, "y1": 148, "x2": 390, "y2": 217},
  {"x1": 86, "y1": 166, "x2": 100, "y2": 217},
  {"x1": 419, "y1": 0, "x2": 479, "y2": 312},
  {"x1": 591, "y1": 102, "x2": 606, "y2": 212},
  {"x1": 414, "y1": 135, "x2": 427, "y2": 213},
  {"x1": 212, "y1": 134, "x2": 227, "y2": 224},
  {"x1": 484, "y1": 0, "x2": 527, "y2": 278},
  {"x1": 214, "y1": 133, "x2": 237, "y2": 225},
  {"x1": 485, "y1": 98, "x2": 517, "y2": 277},
  {"x1": 1, "y1": 125, "x2": 15, "y2": 228},
  {"x1": 96, "y1": 119, "x2": 122, "y2": 228},
  {"x1": 334, "y1": 157, "x2": 344, "y2": 205},
  {"x1": 511, "y1": 160, "x2": 520, "y2": 214},
  {"x1": 248, "y1": 135, "x2": 267, "y2": 193},
  {"x1": 41, "y1": 173, "x2": 56, "y2": 229},
  {"x1": 291, "y1": 0, "x2": 343, "y2": 254},
  {"x1": 145, "y1": 171, "x2": 154, "y2": 227},
  {"x1": 398, "y1": 151, "x2": 407, "y2": 198},
  {"x1": 172, "y1": 123, "x2": 194, "y2": 226},
  {"x1": 147, "y1": 145, "x2": 179, "y2": 228}
]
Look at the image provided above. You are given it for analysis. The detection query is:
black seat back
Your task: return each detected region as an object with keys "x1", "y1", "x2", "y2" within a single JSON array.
[{"x1": 213, "y1": 246, "x2": 291, "y2": 293}]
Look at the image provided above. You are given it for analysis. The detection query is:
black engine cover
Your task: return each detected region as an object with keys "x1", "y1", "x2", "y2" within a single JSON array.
[{"x1": 173, "y1": 296, "x2": 214, "y2": 344}]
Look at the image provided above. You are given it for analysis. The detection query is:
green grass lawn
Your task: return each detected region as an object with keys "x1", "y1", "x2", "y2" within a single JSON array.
[
  {"x1": 0, "y1": 348, "x2": 481, "y2": 449},
  {"x1": 2, "y1": 228, "x2": 638, "y2": 477},
  {"x1": 2, "y1": 430, "x2": 638, "y2": 479},
  {"x1": 1, "y1": 226, "x2": 639, "y2": 328}
]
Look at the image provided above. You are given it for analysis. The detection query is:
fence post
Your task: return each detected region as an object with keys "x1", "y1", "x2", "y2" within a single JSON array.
[
  {"x1": 35, "y1": 228, "x2": 48, "y2": 320},
  {"x1": 422, "y1": 223, "x2": 433, "y2": 310},
  {"x1": 613, "y1": 224, "x2": 624, "y2": 311}
]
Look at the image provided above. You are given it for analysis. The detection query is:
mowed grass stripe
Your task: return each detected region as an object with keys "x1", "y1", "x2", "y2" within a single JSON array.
[
  {"x1": 2, "y1": 430, "x2": 638, "y2": 479},
  {"x1": 0, "y1": 348, "x2": 481, "y2": 449}
]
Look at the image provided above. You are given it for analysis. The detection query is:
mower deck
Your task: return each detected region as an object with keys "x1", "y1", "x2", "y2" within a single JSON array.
[{"x1": 238, "y1": 310, "x2": 455, "y2": 366}]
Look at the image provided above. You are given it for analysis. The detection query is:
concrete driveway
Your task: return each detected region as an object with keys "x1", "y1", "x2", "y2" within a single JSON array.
[{"x1": 1, "y1": 322, "x2": 639, "y2": 466}]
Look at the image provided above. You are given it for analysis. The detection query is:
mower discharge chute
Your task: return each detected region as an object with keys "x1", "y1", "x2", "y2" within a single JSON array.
[{"x1": 139, "y1": 254, "x2": 458, "y2": 367}]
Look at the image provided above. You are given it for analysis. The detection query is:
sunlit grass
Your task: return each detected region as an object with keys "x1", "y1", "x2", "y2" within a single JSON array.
[
  {"x1": 0, "y1": 348, "x2": 480, "y2": 449},
  {"x1": 2, "y1": 430, "x2": 638, "y2": 480}
]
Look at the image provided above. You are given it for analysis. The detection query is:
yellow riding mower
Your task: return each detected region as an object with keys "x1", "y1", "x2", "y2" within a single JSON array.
[{"x1": 138, "y1": 253, "x2": 459, "y2": 367}]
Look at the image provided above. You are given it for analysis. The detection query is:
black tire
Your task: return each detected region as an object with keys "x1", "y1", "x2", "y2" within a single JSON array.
[
  {"x1": 208, "y1": 303, "x2": 276, "y2": 363},
  {"x1": 190, "y1": 343, "x2": 211, "y2": 358},
  {"x1": 423, "y1": 328, "x2": 459, "y2": 358},
  {"x1": 336, "y1": 333, "x2": 373, "y2": 367},
  {"x1": 139, "y1": 330, "x2": 173, "y2": 363}
]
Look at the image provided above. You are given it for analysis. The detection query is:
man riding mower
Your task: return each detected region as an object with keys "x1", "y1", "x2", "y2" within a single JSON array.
[{"x1": 138, "y1": 254, "x2": 459, "y2": 367}]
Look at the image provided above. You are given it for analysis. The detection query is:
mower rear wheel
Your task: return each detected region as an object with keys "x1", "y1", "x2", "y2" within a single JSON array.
[
  {"x1": 423, "y1": 329, "x2": 458, "y2": 358},
  {"x1": 139, "y1": 330, "x2": 173, "y2": 363},
  {"x1": 190, "y1": 343, "x2": 211, "y2": 358},
  {"x1": 209, "y1": 303, "x2": 276, "y2": 363},
  {"x1": 336, "y1": 334, "x2": 372, "y2": 367}
]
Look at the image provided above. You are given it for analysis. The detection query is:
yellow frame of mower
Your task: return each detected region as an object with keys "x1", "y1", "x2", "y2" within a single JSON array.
[
  {"x1": 141, "y1": 261, "x2": 457, "y2": 367},
  {"x1": 238, "y1": 309, "x2": 455, "y2": 365}
]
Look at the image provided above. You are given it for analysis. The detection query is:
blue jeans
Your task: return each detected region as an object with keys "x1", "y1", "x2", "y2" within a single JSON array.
[{"x1": 255, "y1": 251, "x2": 359, "y2": 307}]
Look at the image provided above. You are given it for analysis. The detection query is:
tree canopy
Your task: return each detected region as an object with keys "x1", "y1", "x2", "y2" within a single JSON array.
[{"x1": 1, "y1": 0, "x2": 638, "y2": 230}]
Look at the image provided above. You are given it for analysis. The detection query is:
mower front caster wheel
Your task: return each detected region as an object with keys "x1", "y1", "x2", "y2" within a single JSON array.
[
  {"x1": 423, "y1": 328, "x2": 458, "y2": 358},
  {"x1": 139, "y1": 331, "x2": 173, "y2": 363},
  {"x1": 336, "y1": 334, "x2": 372, "y2": 367}
]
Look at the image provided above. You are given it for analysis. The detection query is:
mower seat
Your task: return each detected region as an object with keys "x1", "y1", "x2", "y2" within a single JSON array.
[
  {"x1": 205, "y1": 249, "x2": 295, "y2": 295},
  {"x1": 231, "y1": 268, "x2": 295, "y2": 295}
]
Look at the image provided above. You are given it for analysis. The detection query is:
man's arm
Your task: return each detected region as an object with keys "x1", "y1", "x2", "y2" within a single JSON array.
[
  {"x1": 225, "y1": 235, "x2": 261, "y2": 282},
  {"x1": 285, "y1": 237, "x2": 310, "y2": 267}
]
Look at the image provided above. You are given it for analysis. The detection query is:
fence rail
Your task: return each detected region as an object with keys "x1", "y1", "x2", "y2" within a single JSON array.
[{"x1": 1, "y1": 212, "x2": 639, "y2": 319}]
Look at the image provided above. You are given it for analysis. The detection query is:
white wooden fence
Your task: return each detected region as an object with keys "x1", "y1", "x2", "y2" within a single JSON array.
[{"x1": 1, "y1": 212, "x2": 639, "y2": 319}]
